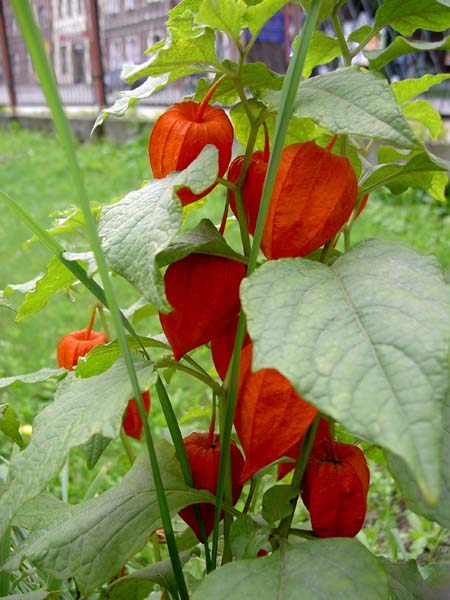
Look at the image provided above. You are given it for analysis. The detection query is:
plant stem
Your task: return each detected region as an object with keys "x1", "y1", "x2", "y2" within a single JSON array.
[
  {"x1": 278, "y1": 416, "x2": 320, "y2": 538},
  {"x1": 86, "y1": 305, "x2": 97, "y2": 338},
  {"x1": 211, "y1": 0, "x2": 322, "y2": 569},
  {"x1": 331, "y1": 8, "x2": 351, "y2": 67},
  {"x1": 157, "y1": 358, "x2": 224, "y2": 396},
  {"x1": 0, "y1": 528, "x2": 11, "y2": 596},
  {"x1": 11, "y1": 3, "x2": 189, "y2": 597},
  {"x1": 120, "y1": 427, "x2": 136, "y2": 465}
]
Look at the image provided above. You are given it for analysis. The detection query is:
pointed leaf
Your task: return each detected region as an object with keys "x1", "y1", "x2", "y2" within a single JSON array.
[
  {"x1": 99, "y1": 145, "x2": 219, "y2": 312},
  {"x1": 196, "y1": 0, "x2": 247, "y2": 45},
  {"x1": 156, "y1": 219, "x2": 246, "y2": 267},
  {"x1": 0, "y1": 404, "x2": 24, "y2": 448},
  {"x1": 102, "y1": 580, "x2": 153, "y2": 600},
  {"x1": 0, "y1": 359, "x2": 155, "y2": 539},
  {"x1": 366, "y1": 36, "x2": 450, "y2": 71},
  {"x1": 4, "y1": 443, "x2": 214, "y2": 594},
  {"x1": 300, "y1": 30, "x2": 340, "y2": 78},
  {"x1": 241, "y1": 239, "x2": 450, "y2": 504},
  {"x1": 402, "y1": 100, "x2": 443, "y2": 139},
  {"x1": 192, "y1": 539, "x2": 390, "y2": 599},
  {"x1": 392, "y1": 74, "x2": 450, "y2": 104},
  {"x1": 0, "y1": 367, "x2": 64, "y2": 389},
  {"x1": 264, "y1": 67, "x2": 419, "y2": 149},
  {"x1": 244, "y1": 0, "x2": 290, "y2": 37},
  {"x1": 374, "y1": 0, "x2": 450, "y2": 36},
  {"x1": 83, "y1": 433, "x2": 111, "y2": 469},
  {"x1": 378, "y1": 558, "x2": 425, "y2": 600},
  {"x1": 235, "y1": 345, "x2": 317, "y2": 482},
  {"x1": 230, "y1": 514, "x2": 272, "y2": 560},
  {"x1": 262, "y1": 484, "x2": 298, "y2": 524}
]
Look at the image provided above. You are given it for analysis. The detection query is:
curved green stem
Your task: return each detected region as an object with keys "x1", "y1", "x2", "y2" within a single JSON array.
[
  {"x1": 157, "y1": 358, "x2": 224, "y2": 396},
  {"x1": 120, "y1": 427, "x2": 136, "y2": 465},
  {"x1": 331, "y1": 9, "x2": 351, "y2": 66}
]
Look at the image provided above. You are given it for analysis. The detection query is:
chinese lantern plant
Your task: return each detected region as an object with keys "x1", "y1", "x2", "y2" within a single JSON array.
[{"x1": 3, "y1": 0, "x2": 450, "y2": 598}]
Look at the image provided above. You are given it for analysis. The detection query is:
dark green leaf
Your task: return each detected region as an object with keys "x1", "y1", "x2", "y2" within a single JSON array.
[
  {"x1": 101, "y1": 579, "x2": 153, "y2": 600},
  {"x1": 374, "y1": 0, "x2": 450, "y2": 36},
  {"x1": 83, "y1": 433, "x2": 111, "y2": 470},
  {"x1": 192, "y1": 539, "x2": 390, "y2": 599},
  {"x1": 157, "y1": 219, "x2": 246, "y2": 266},
  {"x1": 264, "y1": 67, "x2": 419, "y2": 149},
  {"x1": 262, "y1": 485, "x2": 298, "y2": 524},
  {"x1": 366, "y1": 36, "x2": 450, "y2": 71},
  {"x1": 99, "y1": 145, "x2": 219, "y2": 312},
  {"x1": 230, "y1": 514, "x2": 271, "y2": 560},
  {"x1": 0, "y1": 359, "x2": 155, "y2": 540},
  {"x1": 241, "y1": 239, "x2": 450, "y2": 504},
  {"x1": 4, "y1": 443, "x2": 214, "y2": 594},
  {"x1": 378, "y1": 558, "x2": 425, "y2": 599},
  {"x1": 0, "y1": 404, "x2": 23, "y2": 448}
]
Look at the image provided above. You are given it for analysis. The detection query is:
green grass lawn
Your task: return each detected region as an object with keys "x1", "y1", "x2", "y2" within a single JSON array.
[{"x1": 1, "y1": 124, "x2": 449, "y2": 569}]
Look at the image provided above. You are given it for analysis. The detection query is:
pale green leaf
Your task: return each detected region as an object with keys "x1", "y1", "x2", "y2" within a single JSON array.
[
  {"x1": 14, "y1": 491, "x2": 69, "y2": 532},
  {"x1": 0, "y1": 359, "x2": 155, "y2": 539},
  {"x1": 301, "y1": 0, "x2": 343, "y2": 26},
  {"x1": 366, "y1": 36, "x2": 450, "y2": 71},
  {"x1": 264, "y1": 67, "x2": 419, "y2": 149},
  {"x1": 392, "y1": 74, "x2": 450, "y2": 104},
  {"x1": 0, "y1": 291, "x2": 15, "y2": 312},
  {"x1": 403, "y1": 100, "x2": 443, "y2": 139},
  {"x1": 378, "y1": 558, "x2": 425, "y2": 599},
  {"x1": 0, "y1": 404, "x2": 23, "y2": 448},
  {"x1": 241, "y1": 239, "x2": 450, "y2": 503},
  {"x1": 192, "y1": 539, "x2": 390, "y2": 599},
  {"x1": 3, "y1": 592, "x2": 49, "y2": 600},
  {"x1": 244, "y1": 0, "x2": 290, "y2": 36},
  {"x1": 374, "y1": 0, "x2": 450, "y2": 36},
  {"x1": 0, "y1": 367, "x2": 64, "y2": 389},
  {"x1": 348, "y1": 25, "x2": 374, "y2": 45},
  {"x1": 196, "y1": 0, "x2": 247, "y2": 45},
  {"x1": 75, "y1": 336, "x2": 168, "y2": 378},
  {"x1": 157, "y1": 218, "x2": 246, "y2": 266},
  {"x1": 99, "y1": 145, "x2": 219, "y2": 312},
  {"x1": 299, "y1": 30, "x2": 340, "y2": 78},
  {"x1": 4, "y1": 443, "x2": 214, "y2": 594},
  {"x1": 262, "y1": 485, "x2": 298, "y2": 524},
  {"x1": 230, "y1": 514, "x2": 271, "y2": 560},
  {"x1": 360, "y1": 149, "x2": 450, "y2": 197}
]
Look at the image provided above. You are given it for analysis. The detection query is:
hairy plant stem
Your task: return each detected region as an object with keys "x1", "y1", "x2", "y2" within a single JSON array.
[
  {"x1": 277, "y1": 415, "x2": 320, "y2": 539},
  {"x1": 211, "y1": 0, "x2": 322, "y2": 569},
  {"x1": 10, "y1": 3, "x2": 189, "y2": 596}
]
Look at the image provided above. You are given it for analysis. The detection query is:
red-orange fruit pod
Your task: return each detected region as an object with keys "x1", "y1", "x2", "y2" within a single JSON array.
[
  {"x1": 261, "y1": 140, "x2": 358, "y2": 259},
  {"x1": 57, "y1": 329, "x2": 108, "y2": 370},
  {"x1": 148, "y1": 82, "x2": 234, "y2": 206},
  {"x1": 301, "y1": 439, "x2": 370, "y2": 538},
  {"x1": 235, "y1": 344, "x2": 317, "y2": 483},
  {"x1": 159, "y1": 253, "x2": 246, "y2": 360},
  {"x1": 122, "y1": 390, "x2": 151, "y2": 440},
  {"x1": 178, "y1": 432, "x2": 244, "y2": 541},
  {"x1": 277, "y1": 417, "x2": 331, "y2": 481}
]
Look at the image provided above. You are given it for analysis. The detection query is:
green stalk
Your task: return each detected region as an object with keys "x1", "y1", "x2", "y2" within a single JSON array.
[
  {"x1": 211, "y1": 0, "x2": 322, "y2": 568},
  {"x1": 0, "y1": 528, "x2": 11, "y2": 596},
  {"x1": 278, "y1": 416, "x2": 320, "y2": 538},
  {"x1": 11, "y1": 3, "x2": 188, "y2": 597},
  {"x1": 331, "y1": 8, "x2": 351, "y2": 66}
]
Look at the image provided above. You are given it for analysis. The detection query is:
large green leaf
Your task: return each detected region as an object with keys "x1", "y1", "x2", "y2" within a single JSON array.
[
  {"x1": 99, "y1": 145, "x2": 219, "y2": 312},
  {"x1": 0, "y1": 367, "x2": 64, "y2": 389},
  {"x1": 196, "y1": 0, "x2": 247, "y2": 45},
  {"x1": 4, "y1": 443, "x2": 212, "y2": 594},
  {"x1": 378, "y1": 558, "x2": 425, "y2": 599},
  {"x1": 230, "y1": 514, "x2": 272, "y2": 560},
  {"x1": 366, "y1": 36, "x2": 450, "y2": 71},
  {"x1": 374, "y1": 0, "x2": 450, "y2": 36},
  {"x1": 241, "y1": 239, "x2": 450, "y2": 503},
  {"x1": 192, "y1": 539, "x2": 389, "y2": 599},
  {"x1": 0, "y1": 359, "x2": 155, "y2": 540},
  {"x1": 244, "y1": 0, "x2": 289, "y2": 36},
  {"x1": 392, "y1": 74, "x2": 450, "y2": 103},
  {"x1": 264, "y1": 67, "x2": 419, "y2": 149}
]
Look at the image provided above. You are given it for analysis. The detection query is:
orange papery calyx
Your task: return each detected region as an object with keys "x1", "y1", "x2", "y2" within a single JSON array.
[
  {"x1": 57, "y1": 308, "x2": 107, "y2": 370},
  {"x1": 234, "y1": 344, "x2": 317, "y2": 483},
  {"x1": 228, "y1": 123, "x2": 270, "y2": 236},
  {"x1": 301, "y1": 439, "x2": 370, "y2": 538},
  {"x1": 178, "y1": 431, "x2": 245, "y2": 541},
  {"x1": 122, "y1": 390, "x2": 151, "y2": 440},
  {"x1": 261, "y1": 136, "x2": 358, "y2": 259},
  {"x1": 159, "y1": 253, "x2": 246, "y2": 361},
  {"x1": 148, "y1": 77, "x2": 234, "y2": 206}
]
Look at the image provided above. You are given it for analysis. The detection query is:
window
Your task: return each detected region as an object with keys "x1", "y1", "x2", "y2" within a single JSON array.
[
  {"x1": 106, "y1": 0, "x2": 120, "y2": 14},
  {"x1": 67, "y1": 0, "x2": 72, "y2": 17},
  {"x1": 124, "y1": 0, "x2": 135, "y2": 11},
  {"x1": 125, "y1": 36, "x2": 138, "y2": 62},
  {"x1": 109, "y1": 39, "x2": 123, "y2": 70},
  {"x1": 77, "y1": 0, "x2": 83, "y2": 14},
  {"x1": 60, "y1": 45, "x2": 68, "y2": 75},
  {"x1": 58, "y1": 0, "x2": 64, "y2": 18}
]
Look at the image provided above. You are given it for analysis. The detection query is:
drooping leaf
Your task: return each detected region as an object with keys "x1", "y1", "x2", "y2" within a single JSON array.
[
  {"x1": 101, "y1": 580, "x2": 153, "y2": 600},
  {"x1": 99, "y1": 145, "x2": 219, "y2": 312},
  {"x1": 0, "y1": 404, "x2": 24, "y2": 448},
  {"x1": 235, "y1": 345, "x2": 317, "y2": 482},
  {"x1": 402, "y1": 100, "x2": 443, "y2": 139},
  {"x1": 156, "y1": 219, "x2": 246, "y2": 267},
  {"x1": 378, "y1": 557, "x2": 425, "y2": 600},
  {"x1": 392, "y1": 74, "x2": 450, "y2": 103},
  {"x1": 0, "y1": 367, "x2": 64, "y2": 389},
  {"x1": 241, "y1": 239, "x2": 450, "y2": 504},
  {"x1": 366, "y1": 36, "x2": 450, "y2": 71},
  {"x1": 230, "y1": 514, "x2": 272, "y2": 560},
  {"x1": 264, "y1": 67, "x2": 419, "y2": 149},
  {"x1": 298, "y1": 30, "x2": 340, "y2": 78},
  {"x1": 262, "y1": 484, "x2": 298, "y2": 524},
  {"x1": 191, "y1": 538, "x2": 390, "y2": 599},
  {"x1": 4, "y1": 443, "x2": 213, "y2": 594},
  {"x1": 374, "y1": 0, "x2": 450, "y2": 36},
  {"x1": 83, "y1": 433, "x2": 111, "y2": 469},
  {"x1": 243, "y1": 0, "x2": 290, "y2": 37},
  {"x1": 0, "y1": 359, "x2": 155, "y2": 540}
]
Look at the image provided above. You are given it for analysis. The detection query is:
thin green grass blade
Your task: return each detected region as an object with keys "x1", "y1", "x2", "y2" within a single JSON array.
[{"x1": 9, "y1": 2, "x2": 189, "y2": 596}]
